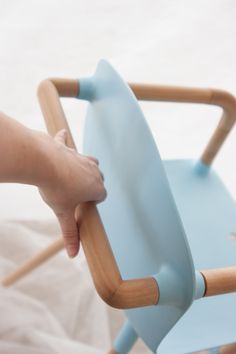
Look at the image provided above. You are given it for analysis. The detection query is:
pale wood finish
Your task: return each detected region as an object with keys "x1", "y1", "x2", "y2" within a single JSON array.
[
  {"x1": 36, "y1": 80, "x2": 236, "y2": 302},
  {"x1": 79, "y1": 202, "x2": 158, "y2": 308},
  {"x1": 2, "y1": 236, "x2": 64, "y2": 287},
  {"x1": 201, "y1": 266, "x2": 236, "y2": 297},
  {"x1": 37, "y1": 78, "x2": 159, "y2": 309},
  {"x1": 37, "y1": 79, "x2": 78, "y2": 148},
  {"x1": 129, "y1": 83, "x2": 236, "y2": 166},
  {"x1": 218, "y1": 343, "x2": 236, "y2": 354},
  {"x1": 2, "y1": 78, "x2": 236, "y2": 304}
]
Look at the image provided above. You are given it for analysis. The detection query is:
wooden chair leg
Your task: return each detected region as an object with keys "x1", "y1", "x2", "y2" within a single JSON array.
[{"x1": 1, "y1": 237, "x2": 64, "y2": 286}]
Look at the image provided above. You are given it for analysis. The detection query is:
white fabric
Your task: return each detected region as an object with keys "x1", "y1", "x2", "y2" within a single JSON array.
[
  {"x1": 0, "y1": 0, "x2": 236, "y2": 220},
  {"x1": 0, "y1": 220, "x2": 147, "y2": 353}
]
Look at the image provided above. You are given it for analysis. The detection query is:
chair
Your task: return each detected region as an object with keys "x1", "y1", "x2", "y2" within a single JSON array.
[{"x1": 2, "y1": 60, "x2": 236, "y2": 354}]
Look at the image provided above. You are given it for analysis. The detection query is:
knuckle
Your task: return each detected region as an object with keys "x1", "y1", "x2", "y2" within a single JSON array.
[
  {"x1": 64, "y1": 232, "x2": 76, "y2": 240},
  {"x1": 64, "y1": 235, "x2": 78, "y2": 247}
]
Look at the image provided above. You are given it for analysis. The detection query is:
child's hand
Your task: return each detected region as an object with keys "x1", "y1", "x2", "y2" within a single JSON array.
[{"x1": 39, "y1": 129, "x2": 106, "y2": 258}]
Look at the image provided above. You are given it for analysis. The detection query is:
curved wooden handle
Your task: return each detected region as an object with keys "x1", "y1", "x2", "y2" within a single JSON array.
[
  {"x1": 129, "y1": 83, "x2": 236, "y2": 166},
  {"x1": 37, "y1": 78, "x2": 159, "y2": 309}
]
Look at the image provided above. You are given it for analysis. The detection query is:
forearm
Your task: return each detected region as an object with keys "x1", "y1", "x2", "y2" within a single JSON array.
[
  {"x1": 0, "y1": 111, "x2": 106, "y2": 258},
  {"x1": 0, "y1": 112, "x2": 57, "y2": 188}
]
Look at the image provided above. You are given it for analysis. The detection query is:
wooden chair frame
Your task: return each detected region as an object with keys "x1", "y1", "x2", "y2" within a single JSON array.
[{"x1": 2, "y1": 79, "x2": 236, "y2": 308}]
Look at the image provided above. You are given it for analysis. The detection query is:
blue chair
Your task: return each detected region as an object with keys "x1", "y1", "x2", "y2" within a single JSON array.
[
  {"x1": 4, "y1": 60, "x2": 236, "y2": 354},
  {"x1": 80, "y1": 61, "x2": 236, "y2": 354}
]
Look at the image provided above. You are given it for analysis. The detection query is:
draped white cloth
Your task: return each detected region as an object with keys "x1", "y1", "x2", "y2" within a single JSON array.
[{"x1": 0, "y1": 220, "x2": 147, "y2": 353}]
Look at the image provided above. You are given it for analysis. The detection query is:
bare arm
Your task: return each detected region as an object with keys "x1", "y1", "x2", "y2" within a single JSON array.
[
  {"x1": 0, "y1": 112, "x2": 59, "y2": 186},
  {"x1": 0, "y1": 112, "x2": 106, "y2": 257}
]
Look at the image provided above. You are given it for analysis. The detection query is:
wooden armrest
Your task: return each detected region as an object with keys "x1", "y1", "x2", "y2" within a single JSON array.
[
  {"x1": 37, "y1": 78, "x2": 236, "y2": 306},
  {"x1": 201, "y1": 266, "x2": 236, "y2": 297},
  {"x1": 3, "y1": 77, "x2": 236, "y2": 305},
  {"x1": 129, "y1": 83, "x2": 236, "y2": 166},
  {"x1": 37, "y1": 78, "x2": 159, "y2": 309}
]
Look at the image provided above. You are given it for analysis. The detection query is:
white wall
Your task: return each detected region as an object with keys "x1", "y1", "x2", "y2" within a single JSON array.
[{"x1": 0, "y1": 0, "x2": 235, "y2": 219}]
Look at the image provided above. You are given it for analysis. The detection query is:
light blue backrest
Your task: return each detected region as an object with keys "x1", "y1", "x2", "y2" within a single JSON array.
[{"x1": 80, "y1": 60, "x2": 196, "y2": 352}]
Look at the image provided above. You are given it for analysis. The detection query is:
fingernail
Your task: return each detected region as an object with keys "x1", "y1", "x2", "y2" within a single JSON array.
[{"x1": 67, "y1": 246, "x2": 77, "y2": 258}]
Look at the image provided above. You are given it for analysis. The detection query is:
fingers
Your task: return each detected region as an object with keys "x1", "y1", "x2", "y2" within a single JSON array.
[
  {"x1": 57, "y1": 211, "x2": 80, "y2": 258},
  {"x1": 85, "y1": 156, "x2": 105, "y2": 183},
  {"x1": 86, "y1": 156, "x2": 99, "y2": 165},
  {"x1": 54, "y1": 129, "x2": 67, "y2": 145},
  {"x1": 55, "y1": 132, "x2": 101, "y2": 172},
  {"x1": 96, "y1": 187, "x2": 107, "y2": 203},
  {"x1": 53, "y1": 130, "x2": 106, "y2": 205},
  {"x1": 84, "y1": 155, "x2": 105, "y2": 183},
  {"x1": 55, "y1": 131, "x2": 101, "y2": 169}
]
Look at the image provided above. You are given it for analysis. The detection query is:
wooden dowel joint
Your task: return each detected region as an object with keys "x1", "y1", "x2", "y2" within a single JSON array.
[{"x1": 200, "y1": 266, "x2": 236, "y2": 297}]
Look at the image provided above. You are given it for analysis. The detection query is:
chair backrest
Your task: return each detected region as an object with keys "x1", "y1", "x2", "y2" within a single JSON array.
[{"x1": 80, "y1": 60, "x2": 195, "y2": 351}]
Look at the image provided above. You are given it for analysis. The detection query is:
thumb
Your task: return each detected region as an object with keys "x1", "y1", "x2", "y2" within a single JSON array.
[{"x1": 57, "y1": 211, "x2": 80, "y2": 258}]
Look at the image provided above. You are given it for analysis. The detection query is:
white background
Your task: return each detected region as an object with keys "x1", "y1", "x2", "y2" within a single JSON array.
[{"x1": 0, "y1": 0, "x2": 235, "y2": 219}]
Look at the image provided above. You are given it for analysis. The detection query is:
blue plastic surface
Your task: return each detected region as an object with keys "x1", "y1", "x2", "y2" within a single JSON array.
[
  {"x1": 114, "y1": 321, "x2": 138, "y2": 354},
  {"x1": 159, "y1": 160, "x2": 236, "y2": 353},
  {"x1": 194, "y1": 160, "x2": 210, "y2": 176},
  {"x1": 80, "y1": 60, "x2": 195, "y2": 352},
  {"x1": 77, "y1": 60, "x2": 236, "y2": 353},
  {"x1": 194, "y1": 271, "x2": 205, "y2": 300}
]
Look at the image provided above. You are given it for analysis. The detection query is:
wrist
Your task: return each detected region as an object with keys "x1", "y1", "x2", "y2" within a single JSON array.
[{"x1": 28, "y1": 130, "x2": 61, "y2": 189}]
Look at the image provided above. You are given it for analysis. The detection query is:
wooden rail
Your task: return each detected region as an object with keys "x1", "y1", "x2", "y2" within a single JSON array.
[{"x1": 2, "y1": 78, "x2": 236, "y2": 308}]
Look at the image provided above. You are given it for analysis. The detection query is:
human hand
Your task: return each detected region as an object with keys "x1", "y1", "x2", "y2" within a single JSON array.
[{"x1": 39, "y1": 130, "x2": 106, "y2": 258}]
